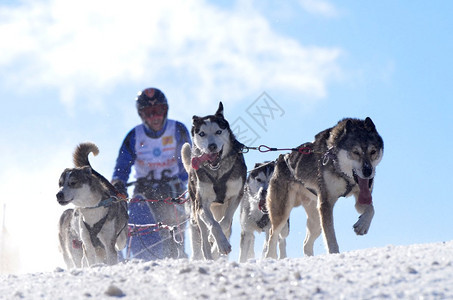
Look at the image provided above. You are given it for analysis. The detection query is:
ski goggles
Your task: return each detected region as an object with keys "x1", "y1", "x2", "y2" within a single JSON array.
[{"x1": 141, "y1": 104, "x2": 168, "y2": 117}]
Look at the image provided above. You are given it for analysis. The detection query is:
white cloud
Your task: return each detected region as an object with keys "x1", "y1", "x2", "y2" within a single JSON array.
[
  {"x1": 0, "y1": 0, "x2": 342, "y2": 113},
  {"x1": 299, "y1": 0, "x2": 339, "y2": 18}
]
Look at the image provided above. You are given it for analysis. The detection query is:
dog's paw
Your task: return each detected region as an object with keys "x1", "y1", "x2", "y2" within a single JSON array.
[
  {"x1": 353, "y1": 216, "x2": 370, "y2": 235},
  {"x1": 216, "y1": 239, "x2": 232, "y2": 255}
]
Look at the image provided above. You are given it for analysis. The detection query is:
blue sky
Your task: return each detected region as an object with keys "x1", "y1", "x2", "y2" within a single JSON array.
[{"x1": 1, "y1": 0, "x2": 452, "y2": 274}]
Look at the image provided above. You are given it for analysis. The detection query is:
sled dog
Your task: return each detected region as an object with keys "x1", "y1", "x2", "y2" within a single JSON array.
[
  {"x1": 56, "y1": 142, "x2": 128, "y2": 266},
  {"x1": 181, "y1": 102, "x2": 247, "y2": 260},
  {"x1": 265, "y1": 118, "x2": 384, "y2": 258},
  {"x1": 239, "y1": 161, "x2": 289, "y2": 262}
]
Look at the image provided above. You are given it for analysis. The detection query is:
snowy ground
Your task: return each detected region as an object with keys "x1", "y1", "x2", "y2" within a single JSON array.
[{"x1": 1, "y1": 241, "x2": 452, "y2": 299}]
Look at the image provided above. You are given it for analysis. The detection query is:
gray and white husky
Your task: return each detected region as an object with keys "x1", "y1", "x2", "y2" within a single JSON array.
[
  {"x1": 181, "y1": 102, "x2": 247, "y2": 260},
  {"x1": 265, "y1": 118, "x2": 384, "y2": 258},
  {"x1": 239, "y1": 161, "x2": 289, "y2": 262},
  {"x1": 56, "y1": 142, "x2": 128, "y2": 267}
]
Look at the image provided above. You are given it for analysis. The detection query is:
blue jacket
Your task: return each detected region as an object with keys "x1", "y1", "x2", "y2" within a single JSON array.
[{"x1": 112, "y1": 119, "x2": 191, "y2": 186}]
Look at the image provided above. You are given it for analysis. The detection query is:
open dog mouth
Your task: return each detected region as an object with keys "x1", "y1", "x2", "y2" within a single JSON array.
[
  {"x1": 352, "y1": 170, "x2": 373, "y2": 205},
  {"x1": 191, "y1": 148, "x2": 223, "y2": 170}
]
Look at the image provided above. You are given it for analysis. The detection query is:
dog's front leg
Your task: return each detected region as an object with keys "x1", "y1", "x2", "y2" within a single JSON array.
[
  {"x1": 261, "y1": 229, "x2": 270, "y2": 259},
  {"x1": 105, "y1": 246, "x2": 118, "y2": 265},
  {"x1": 239, "y1": 230, "x2": 255, "y2": 262},
  {"x1": 190, "y1": 222, "x2": 204, "y2": 260},
  {"x1": 218, "y1": 196, "x2": 241, "y2": 239},
  {"x1": 198, "y1": 205, "x2": 231, "y2": 258},
  {"x1": 81, "y1": 255, "x2": 89, "y2": 268},
  {"x1": 319, "y1": 197, "x2": 340, "y2": 254},
  {"x1": 197, "y1": 217, "x2": 213, "y2": 260},
  {"x1": 97, "y1": 224, "x2": 119, "y2": 265},
  {"x1": 80, "y1": 236, "x2": 97, "y2": 266},
  {"x1": 70, "y1": 245, "x2": 84, "y2": 268},
  {"x1": 219, "y1": 181, "x2": 243, "y2": 238},
  {"x1": 79, "y1": 223, "x2": 97, "y2": 266},
  {"x1": 353, "y1": 201, "x2": 375, "y2": 235},
  {"x1": 103, "y1": 240, "x2": 118, "y2": 265}
]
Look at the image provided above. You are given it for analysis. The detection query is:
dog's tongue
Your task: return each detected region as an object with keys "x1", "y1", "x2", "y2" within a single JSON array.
[
  {"x1": 191, "y1": 153, "x2": 218, "y2": 170},
  {"x1": 357, "y1": 177, "x2": 372, "y2": 205}
]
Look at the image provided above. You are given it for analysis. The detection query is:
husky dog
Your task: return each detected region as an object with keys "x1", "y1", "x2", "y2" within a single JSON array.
[
  {"x1": 239, "y1": 161, "x2": 289, "y2": 262},
  {"x1": 58, "y1": 208, "x2": 83, "y2": 269},
  {"x1": 56, "y1": 142, "x2": 128, "y2": 267},
  {"x1": 265, "y1": 118, "x2": 384, "y2": 258},
  {"x1": 181, "y1": 102, "x2": 247, "y2": 260}
]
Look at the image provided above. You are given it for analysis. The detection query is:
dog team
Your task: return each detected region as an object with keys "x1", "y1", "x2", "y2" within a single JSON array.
[{"x1": 56, "y1": 87, "x2": 384, "y2": 268}]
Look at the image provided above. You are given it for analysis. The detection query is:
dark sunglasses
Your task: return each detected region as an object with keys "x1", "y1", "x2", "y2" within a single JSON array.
[{"x1": 141, "y1": 105, "x2": 168, "y2": 117}]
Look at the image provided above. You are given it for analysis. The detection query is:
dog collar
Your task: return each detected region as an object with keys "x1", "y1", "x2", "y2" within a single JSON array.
[
  {"x1": 83, "y1": 196, "x2": 123, "y2": 209},
  {"x1": 97, "y1": 197, "x2": 116, "y2": 207}
]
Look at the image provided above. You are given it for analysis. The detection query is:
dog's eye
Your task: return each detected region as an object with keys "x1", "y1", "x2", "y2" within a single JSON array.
[
  {"x1": 256, "y1": 178, "x2": 262, "y2": 183},
  {"x1": 353, "y1": 150, "x2": 361, "y2": 156},
  {"x1": 215, "y1": 130, "x2": 222, "y2": 135},
  {"x1": 199, "y1": 131, "x2": 205, "y2": 137},
  {"x1": 370, "y1": 149, "x2": 377, "y2": 156}
]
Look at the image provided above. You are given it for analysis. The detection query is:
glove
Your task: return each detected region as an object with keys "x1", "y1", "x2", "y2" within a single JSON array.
[{"x1": 112, "y1": 180, "x2": 128, "y2": 198}]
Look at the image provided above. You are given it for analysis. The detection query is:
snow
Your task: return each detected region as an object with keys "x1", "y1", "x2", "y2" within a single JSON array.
[{"x1": 1, "y1": 241, "x2": 453, "y2": 299}]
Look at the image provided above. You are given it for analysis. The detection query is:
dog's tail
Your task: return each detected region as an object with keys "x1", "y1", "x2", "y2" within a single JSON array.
[
  {"x1": 72, "y1": 142, "x2": 123, "y2": 197},
  {"x1": 181, "y1": 142, "x2": 192, "y2": 173},
  {"x1": 73, "y1": 142, "x2": 99, "y2": 168}
]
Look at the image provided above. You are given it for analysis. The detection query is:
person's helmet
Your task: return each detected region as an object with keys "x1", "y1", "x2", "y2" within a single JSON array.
[{"x1": 136, "y1": 88, "x2": 169, "y2": 120}]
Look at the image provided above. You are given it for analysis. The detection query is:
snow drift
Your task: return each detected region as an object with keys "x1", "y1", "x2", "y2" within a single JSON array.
[{"x1": 1, "y1": 241, "x2": 452, "y2": 299}]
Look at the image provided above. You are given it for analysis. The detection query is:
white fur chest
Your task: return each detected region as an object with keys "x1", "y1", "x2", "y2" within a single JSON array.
[
  {"x1": 225, "y1": 177, "x2": 244, "y2": 200},
  {"x1": 322, "y1": 170, "x2": 354, "y2": 200},
  {"x1": 78, "y1": 207, "x2": 109, "y2": 226}
]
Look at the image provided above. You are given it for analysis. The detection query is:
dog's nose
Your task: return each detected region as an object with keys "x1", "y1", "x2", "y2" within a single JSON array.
[
  {"x1": 363, "y1": 161, "x2": 373, "y2": 178},
  {"x1": 208, "y1": 143, "x2": 218, "y2": 152},
  {"x1": 56, "y1": 191, "x2": 64, "y2": 202}
]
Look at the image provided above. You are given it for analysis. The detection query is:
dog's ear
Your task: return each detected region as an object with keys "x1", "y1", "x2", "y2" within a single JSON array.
[
  {"x1": 192, "y1": 116, "x2": 206, "y2": 136},
  {"x1": 215, "y1": 102, "x2": 224, "y2": 117},
  {"x1": 192, "y1": 116, "x2": 203, "y2": 135},
  {"x1": 215, "y1": 102, "x2": 229, "y2": 129},
  {"x1": 81, "y1": 166, "x2": 92, "y2": 176},
  {"x1": 192, "y1": 116, "x2": 202, "y2": 128},
  {"x1": 364, "y1": 117, "x2": 376, "y2": 131},
  {"x1": 345, "y1": 119, "x2": 353, "y2": 132},
  {"x1": 268, "y1": 161, "x2": 276, "y2": 172},
  {"x1": 59, "y1": 169, "x2": 71, "y2": 186}
]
